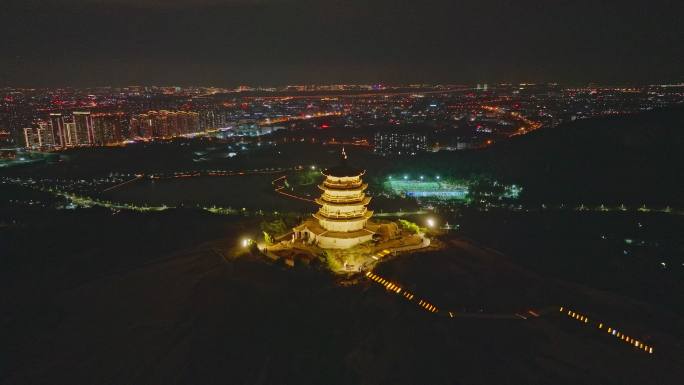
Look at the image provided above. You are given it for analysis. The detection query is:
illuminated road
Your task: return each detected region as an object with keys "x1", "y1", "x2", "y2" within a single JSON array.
[
  {"x1": 481, "y1": 105, "x2": 543, "y2": 137},
  {"x1": 148, "y1": 167, "x2": 291, "y2": 180},
  {"x1": 271, "y1": 175, "x2": 316, "y2": 203},
  {"x1": 58, "y1": 191, "x2": 171, "y2": 212},
  {"x1": 477, "y1": 202, "x2": 684, "y2": 216},
  {"x1": 101, "y1": 174, "x2": 144, "y2": 192},
  {"x1": 258, "y1": 111, "x2": 342, "y2": 125},
  {"x1": 238, "y1": 87, "x2": 472, "y2": 101}
]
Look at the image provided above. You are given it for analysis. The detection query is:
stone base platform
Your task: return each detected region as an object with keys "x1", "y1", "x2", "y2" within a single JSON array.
[{"x1": 293, "y1": 218, "x2": 374, "y2": 249}]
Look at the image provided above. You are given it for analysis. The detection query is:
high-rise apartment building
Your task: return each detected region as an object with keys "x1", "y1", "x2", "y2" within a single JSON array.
[
  {"x1": 23, "y1": 127, "x2": 40, "y2": 148},
  {"x1": 92, "y1": 112, "x2": 127, "y2": 145},
  {"x1": 64, "y1": 122, "x2": 77, "y2": 146},
  {"x1": 373, "y1": 131, "x2": 428, "y2": 156},
  {"x1": 130, "y1": 110, "x2": 200, "y2": 139},
  {"x1": 49, "y1": 113, "x2": 67, "y2": 147},
  {"x1": 73, "y1": 112, "x2": 94, "y2": 145}
]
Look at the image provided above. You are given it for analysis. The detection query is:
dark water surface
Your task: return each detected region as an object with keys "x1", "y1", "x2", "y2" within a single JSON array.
[{"x1": 102, "y1": 174, "x2": 315, "y2": 212}]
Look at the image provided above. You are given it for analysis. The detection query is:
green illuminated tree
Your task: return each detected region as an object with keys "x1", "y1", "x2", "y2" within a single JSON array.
[
  {"x1": 260, "y1": 218, "x2": 288, "y2": 239},
  {"x1": 398, "y1": 219, "x2": 424, "y2": 234},
  {"x1": 263, "y1": 231, "x2": 274, "y2": 245}
]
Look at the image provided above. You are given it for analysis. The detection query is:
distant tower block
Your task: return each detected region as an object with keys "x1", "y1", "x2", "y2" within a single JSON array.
[{"x1": 293, "y1": 148, "x2": 374, "y2": 249}]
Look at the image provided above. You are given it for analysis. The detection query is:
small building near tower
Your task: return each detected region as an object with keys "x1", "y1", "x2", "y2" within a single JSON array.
[{"x1": 293, "y1": 148, "x2": 375, "y2": 249}]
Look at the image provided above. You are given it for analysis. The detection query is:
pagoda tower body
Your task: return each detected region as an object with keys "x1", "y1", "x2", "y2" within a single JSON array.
[{"x1": 293, "y1": 149, "x2": 375, "y2": 249}]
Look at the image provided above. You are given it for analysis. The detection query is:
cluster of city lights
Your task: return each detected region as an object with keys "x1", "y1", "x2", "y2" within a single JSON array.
[
  {"x1": 481, "y1": 105, "x2": 543, "y2": 137},
  {"x1": 560, "y1": 307, "x2": 654, "y2": 354}
]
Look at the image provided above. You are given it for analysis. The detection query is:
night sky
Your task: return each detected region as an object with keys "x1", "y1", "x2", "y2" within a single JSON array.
[{"x1": 1, "y1": 0, "x2": 682, "y2": 87}]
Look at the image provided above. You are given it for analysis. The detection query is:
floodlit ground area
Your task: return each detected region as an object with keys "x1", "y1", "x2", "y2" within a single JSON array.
[{"x1": 384, "y1": 179, "x2": 469, "y2": 200}]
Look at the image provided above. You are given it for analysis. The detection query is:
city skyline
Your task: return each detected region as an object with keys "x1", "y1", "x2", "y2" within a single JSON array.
[{"x1": 7, "y1": 83, "x2": 682, "y2": 150}]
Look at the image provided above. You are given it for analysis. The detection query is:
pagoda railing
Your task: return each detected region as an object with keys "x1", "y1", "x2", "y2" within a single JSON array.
[
  {"x1": 320, "y1": 181, "x2": 367, "y2": 190},
  {"x1": 319, "y1": 194, "x2": 365, "y2": 203},
  {"x1": 317, "y1": 207, "x2": 368, "y2": 219}
]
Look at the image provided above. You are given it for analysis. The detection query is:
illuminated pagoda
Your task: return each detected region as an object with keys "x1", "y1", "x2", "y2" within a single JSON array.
[{"x1": 293, "y1": 148, "x2": 374, "y2": 249}]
